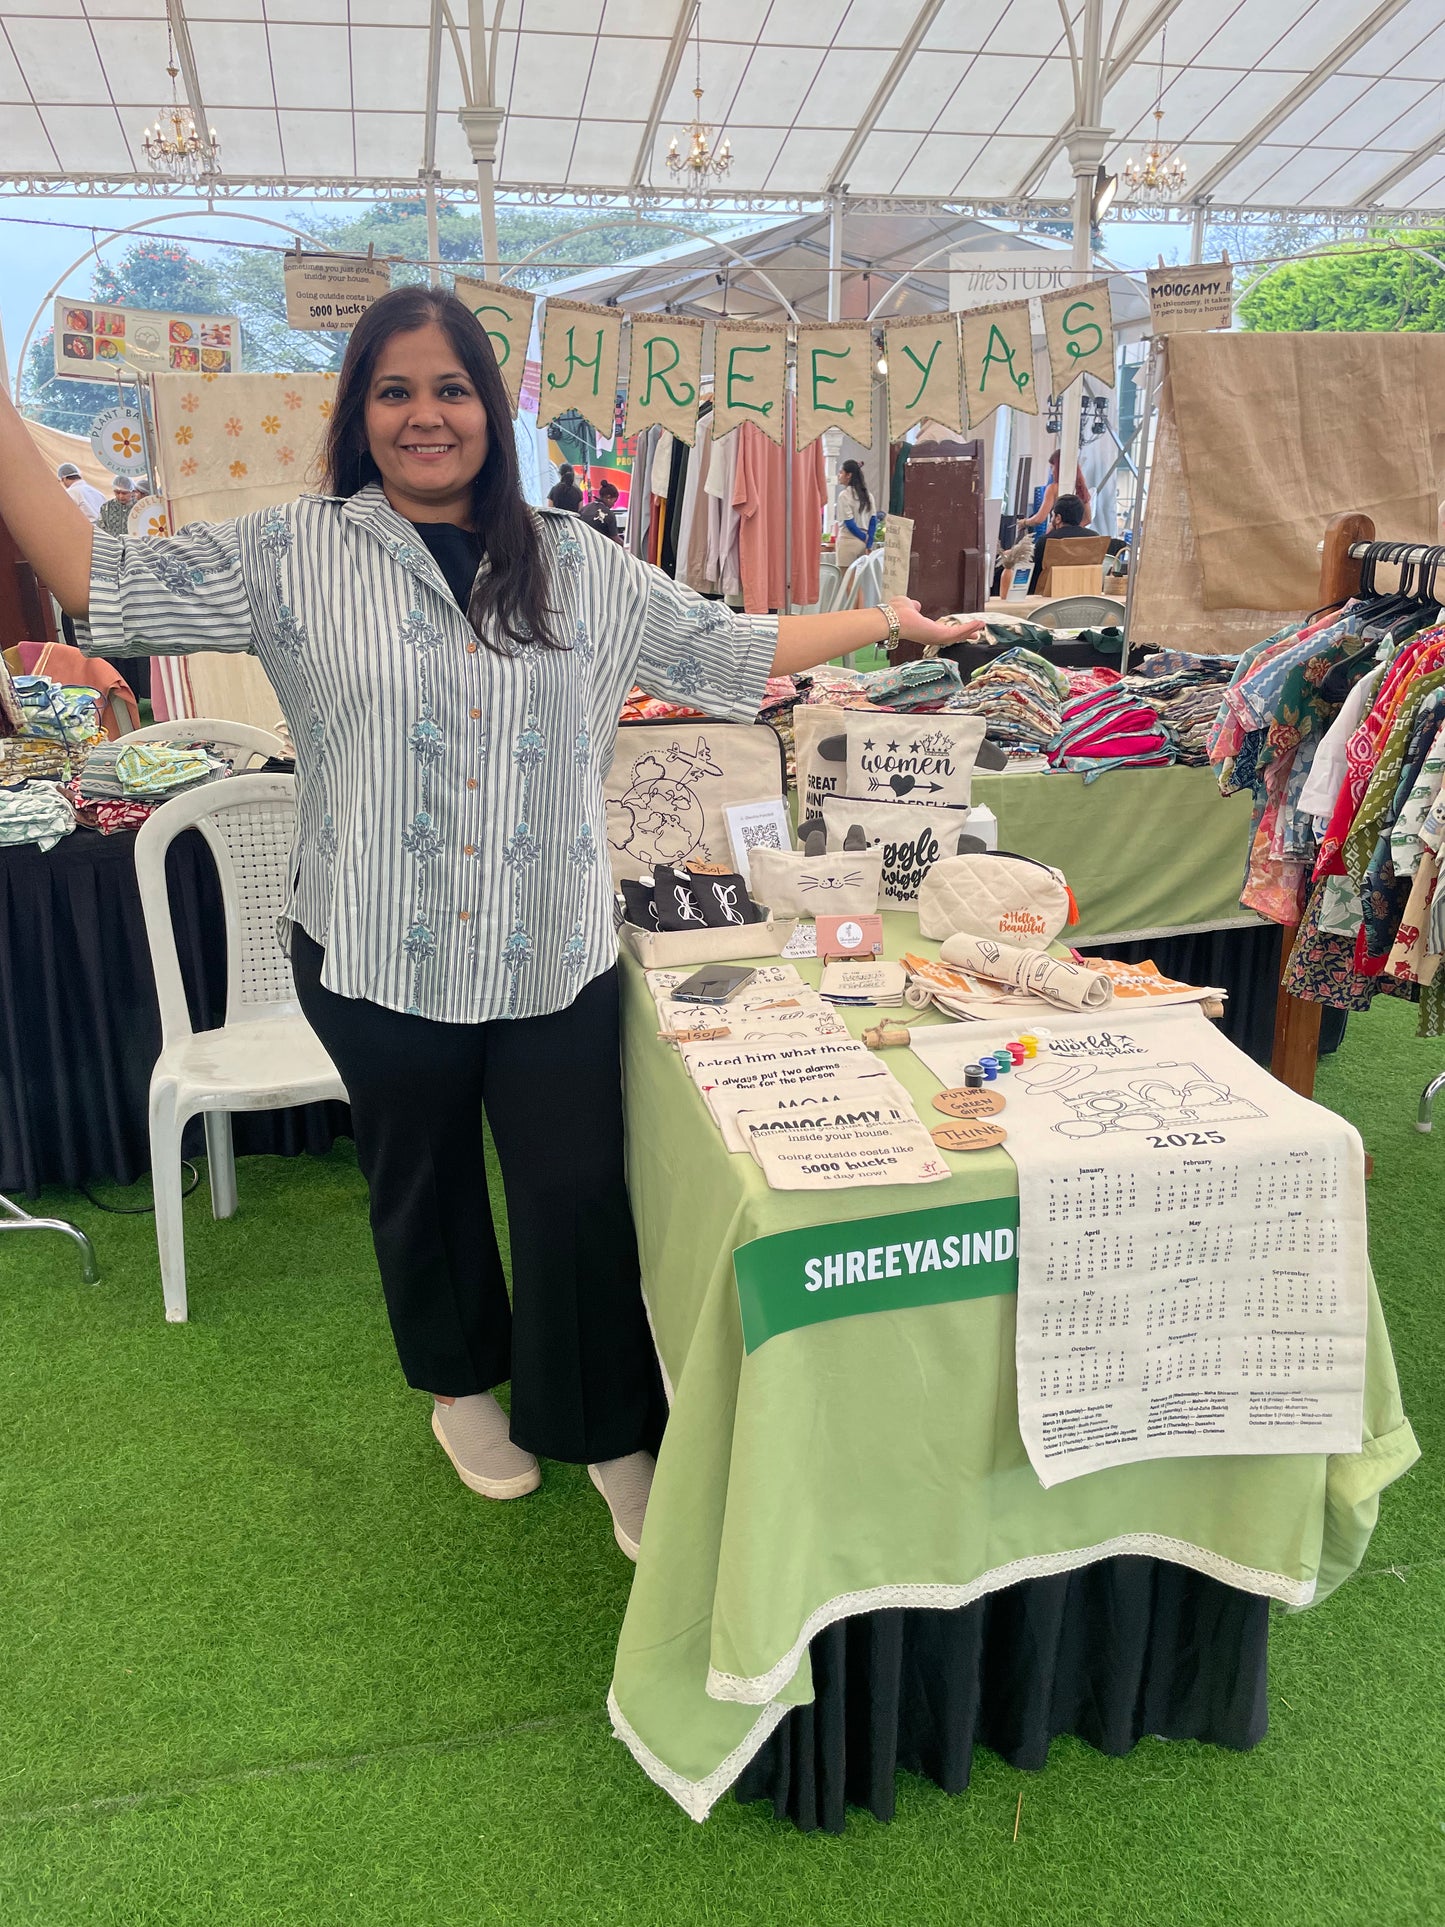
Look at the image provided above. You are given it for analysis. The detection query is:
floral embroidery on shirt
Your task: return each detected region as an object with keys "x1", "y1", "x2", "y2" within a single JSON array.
[
  {"x1": 273, "y1": 605, "x2": 308, "y2": 656},
  {"x1": 687, "y1": 601, "x2": 732, "y2": 637},
  {"x1": 136, "y1": 548, "x2": 206, "y2": 596},
  {"x1": 567, "y1": 823, "x2": 597, "y2": 869},
  {"x1": 560, "y1": 923, "x2": 588, "y2": 973},
  {"x1": 258, "y1": 511, "x2": 293, "y2": 558},
  {"x1": 503, "y1": 821, "x2": 541, "y2": 869},
  {"x1": 573, "y1": 617, "x2": 593, "y2": 664},
  {"x1": 502, "y1": 922, "x2": 534, "y2": 972},
  {"x1": 400, "y1": 608, "x2": 446, "y2": 653},
  {"x1": 514, "y1": 717, "x2": 546, "y2": 773},
  {"x1": 403, "y1": 920, "x2": 437, "y2": 962},
  {"x1": 402, "y1": 811, "x2": 443, "y2": 861},
  {"x1": 665, "y1": 654, "x2": 708, "y2": 697},
  {"x1": 317, "y1": 814, "x2": 338, "y2": 864},
  {"x1": 408, "y1": 716, "x2": 444, "y2": 764},
  {"x1": 574, "y1": 723, "x2": 591, "y2": 768}
]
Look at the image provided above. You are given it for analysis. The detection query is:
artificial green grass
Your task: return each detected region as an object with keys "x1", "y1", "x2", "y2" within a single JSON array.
[{"x1": 1, "y1": 1003, "x2": 1442, "y2": 1926}]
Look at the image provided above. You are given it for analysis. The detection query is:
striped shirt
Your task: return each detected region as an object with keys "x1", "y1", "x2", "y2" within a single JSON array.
[{"x1": 83, "y1": 482, "x2": 778, "y2": 1022}]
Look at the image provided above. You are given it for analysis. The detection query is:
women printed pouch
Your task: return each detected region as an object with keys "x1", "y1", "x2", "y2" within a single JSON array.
[
  {"x1": 917, "y1": 851, "x2": 1077, "y2": 949},
  {"x1": 821, "y1": 796, "x2": 981, "y2": 908},
  {"x1": 840, "y1": 713, "x2": 986, "y2": 809},
  {"x1": 748, "y1": 847, "x2": 884, "y2": 917}
]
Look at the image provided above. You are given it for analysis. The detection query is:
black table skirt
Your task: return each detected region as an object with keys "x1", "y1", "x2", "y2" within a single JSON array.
[
  {"x1": 0, "y1": 826, "x2": 349, "y2": 1196},
  {"x1": 736, "y1": 1556, "x2": 1270, "y2": 1832}
]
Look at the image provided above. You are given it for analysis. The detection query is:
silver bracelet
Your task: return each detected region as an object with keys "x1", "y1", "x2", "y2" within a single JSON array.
[{"x1": 875, "y1": 602, "x2": 901, "y2": 650}]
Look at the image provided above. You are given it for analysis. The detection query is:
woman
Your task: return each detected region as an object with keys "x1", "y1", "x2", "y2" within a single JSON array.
[
  {"x1": 546, "y1": 462, "x2": 583, "y2": 513},
  {"x1": 834, "y1": 459, "x2": 878, "y2": 572},
  {"x1": 0, "y1": 287, "x2": 976, "y2": 1560},
  {"x1": 1020, "y1": 449, "x2": 1091, "y2": 537}
]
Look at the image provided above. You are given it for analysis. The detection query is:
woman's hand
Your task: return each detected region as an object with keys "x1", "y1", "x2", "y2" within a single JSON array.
[{"x1": 889, "y1": 598, "x2": 986, "y2": 649}]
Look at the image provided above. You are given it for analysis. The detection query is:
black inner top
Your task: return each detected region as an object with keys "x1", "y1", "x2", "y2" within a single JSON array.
[{"x1": 411, "y1": 520, "x2": 484, "y2": 613}]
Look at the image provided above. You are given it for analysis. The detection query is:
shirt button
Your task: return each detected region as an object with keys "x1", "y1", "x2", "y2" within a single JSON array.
[
  {"x1": 467, "y1": 641, "x2": 479, "y2": 654},
  {"x1": 463, "y1": 844, "x2": 475, "y2": 856},
  {"x1": 469, "y1": 707, "x2": 481, "y2": 719},
  {"x1": 466, "y1": 777, "x2": 478, "y2": 790},
  {"x1": 459, "y1": 910, "x2": 471, "y2": 922}
]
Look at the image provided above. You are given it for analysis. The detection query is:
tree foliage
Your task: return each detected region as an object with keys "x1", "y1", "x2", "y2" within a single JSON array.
[{"x1": 1236, "y1": 224, "x2": 1445, "y2": 333}]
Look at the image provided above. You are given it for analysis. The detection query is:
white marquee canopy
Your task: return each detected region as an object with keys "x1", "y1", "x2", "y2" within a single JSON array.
[{"x1": 2, "y1": 0, "x2": 1445, "y2": 219}]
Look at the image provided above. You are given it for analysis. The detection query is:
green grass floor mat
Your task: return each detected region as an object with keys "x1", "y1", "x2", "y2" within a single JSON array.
[{"x1": 0, "y1": 1001, "x2": 1441, "y2": 1925}]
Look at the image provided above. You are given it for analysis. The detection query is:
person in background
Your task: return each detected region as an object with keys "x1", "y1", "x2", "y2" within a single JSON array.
[
  {"x1": 1027, "y1": 492, "x2": 1100, "y2": 593},
  {"x1": 547, "y1": 462, "x2": 583, "y2": 513},
  {"x1": 577, "y1": 479, "x2": 621, "y2": 542},
  {"x1": 58, "y1": 462, "x2": 105, "y2": 524},
  {"x1": 834, "y1": 459, "x2": 878, "y2": 571},
  {"x1": 99, "y1": 475, "x2": 134, "y2": 537},
  {"x1": 1020, "y1": 449, "x2": 1091, "y2": 541}
]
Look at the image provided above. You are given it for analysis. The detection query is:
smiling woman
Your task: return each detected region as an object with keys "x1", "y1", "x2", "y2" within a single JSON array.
[{"x1": 0, "y1": 283, "x2": 975, "y2": 1567}]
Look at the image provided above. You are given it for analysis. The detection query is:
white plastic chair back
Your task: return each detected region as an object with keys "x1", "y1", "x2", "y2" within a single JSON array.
[
  {"x1": 126, "y1": 717, "x2": 287, "y2": 772},
  {"x1": 134, "y1": 773, "x2": 301, "y2": 1050},
  {"x1": 838, "y1": 548, "x2": 885, "y2": 612}
]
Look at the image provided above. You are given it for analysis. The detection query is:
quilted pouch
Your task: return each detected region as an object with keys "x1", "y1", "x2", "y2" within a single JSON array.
[{"x1": 916, "y1": 851, "x2": 1078, "y2": 949}]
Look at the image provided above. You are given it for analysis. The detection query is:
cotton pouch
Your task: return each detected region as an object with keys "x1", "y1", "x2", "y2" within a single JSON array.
[
  {"x1": 747, "y1": 847, "x2": 884, "y2": 917},
  {"x1": 917, "y1": 852, "x2": 1077, "y2": 948},
  {"x1": 840, "y1": 713, "x2": 986, "y2": 808},
  {"x1": 821, "y1": 796, "x2": 982, "y2": 908}
]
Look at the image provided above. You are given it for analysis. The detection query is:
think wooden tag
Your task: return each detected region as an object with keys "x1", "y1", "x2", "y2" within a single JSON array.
[{"x1": 930, "y1": 1119, "x2": 1008, "y2": 1152}]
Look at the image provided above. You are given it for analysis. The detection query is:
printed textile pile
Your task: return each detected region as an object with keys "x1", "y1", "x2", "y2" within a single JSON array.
[
  {"x1": 63, "y1": 740, "x2": 230, "y2": 833},
  {"x1": 1207, "y1": 602, "x2": 1445, "y2": 1036},
  {"x1": 940, "y1": 648, "x2": 1069, "y2": 757},
  {"x1": 0, "y1": 779, "x2": 75, "y2": 852}
]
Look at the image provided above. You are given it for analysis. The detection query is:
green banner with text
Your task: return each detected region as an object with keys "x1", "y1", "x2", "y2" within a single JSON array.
[{"x1": 733, "y1": 1196, "x2": 1019, "y2": 1354}]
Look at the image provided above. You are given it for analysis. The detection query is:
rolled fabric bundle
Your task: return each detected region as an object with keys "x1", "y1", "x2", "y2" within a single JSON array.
[{"x1": 939, "y1": 931, "x2": 1114, "y2": 1010}]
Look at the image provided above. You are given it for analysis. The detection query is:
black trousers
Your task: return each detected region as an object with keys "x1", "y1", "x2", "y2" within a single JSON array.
[{"x1": 290, "y1": 928, "x2": 658, "y2": 1464}]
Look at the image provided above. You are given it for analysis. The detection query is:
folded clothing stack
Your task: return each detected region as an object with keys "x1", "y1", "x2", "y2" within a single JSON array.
[
  {"x1": 942, "y1": 647, "x2": 1071, "y2": 757},
  {"x1": 64, "y1": 739, "x2": 230, "y2": 832},
  {"x1": 1115, "y1": 651, "x2": 1240, "y2": 765},
  {"x1": 0, "y1": 779, "x2": 76, "y2": 852},
  {"x1": 1047, "y1": 685, "x2": 1175, "y2": 776},
  {"x1": 860, "y1": 657, "x2": 963, "y2": 710},
  {"x1": 13, "y1": 675, "x2": 105, "y2": 751}
]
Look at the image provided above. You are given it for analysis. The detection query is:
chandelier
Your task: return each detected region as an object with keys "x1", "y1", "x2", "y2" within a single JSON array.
[
  {"x1": 140, "y1": 29, "x2": 220, "y2": 182},
  {"x1": 666, "y1": 12, "x2": 731, "y2": 181},
  {"x1": 1122, "y1": 25, "x2": 1186, "y2": 204}
]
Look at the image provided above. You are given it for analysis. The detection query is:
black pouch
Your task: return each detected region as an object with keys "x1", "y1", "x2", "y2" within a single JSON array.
[
  {"x1": 619, "y1": 879, "x2": 660, "y2": 928},
  {"x1": 688, "y1": 869, "x2": 763, "y2": 928},
  {"x1": 653, "y1": 866, "x2": 709, "y2": 930}
]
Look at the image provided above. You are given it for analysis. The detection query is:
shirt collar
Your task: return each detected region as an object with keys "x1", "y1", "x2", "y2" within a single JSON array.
[{"x1": 338, "y1": 481, "x2": 458, "y2": 605}]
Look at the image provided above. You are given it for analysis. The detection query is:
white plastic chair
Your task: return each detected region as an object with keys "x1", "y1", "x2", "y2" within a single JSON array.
[
  {"x1": 134, "y1": 773, "x2": 347, "y2": 1322},
  {"x1": 126, "y1": 717, "x2": 287, "y2": 771}
]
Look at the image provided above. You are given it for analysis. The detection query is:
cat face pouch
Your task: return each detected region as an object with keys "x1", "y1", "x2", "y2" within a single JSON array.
[
  {"x1": 747, "y1": 847, "x2": 884, "y2": 917},
  {"x1": 821, "y1": 797, "x2": 981, "y2": 909}
]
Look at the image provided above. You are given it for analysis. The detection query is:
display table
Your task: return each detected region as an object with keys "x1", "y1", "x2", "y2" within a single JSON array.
[
  {"x1": 609, "y1": 915, "x2": 1417, "y2": 1826},
  {"x1": 0, "y1": 827, "x2": 349, "y2": 1196},
  {"x1": 966, "y1": 765, "x2": 1282, "y2": 1064}
]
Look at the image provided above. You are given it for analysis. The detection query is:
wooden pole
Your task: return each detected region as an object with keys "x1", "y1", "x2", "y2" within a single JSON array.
[{"x1": 1268, "y1": 510, "x2": 1375, "y2": 1097}]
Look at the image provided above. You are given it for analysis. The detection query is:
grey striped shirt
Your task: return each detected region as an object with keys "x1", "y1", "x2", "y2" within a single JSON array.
[{"x1": 83, "y1": 482, "x2": 778, "y2": 1022}]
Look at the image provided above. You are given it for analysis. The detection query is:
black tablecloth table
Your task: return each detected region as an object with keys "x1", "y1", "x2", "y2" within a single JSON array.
[{"x1": 0, "y1": 826, "x2": 349, "y2": 1197}]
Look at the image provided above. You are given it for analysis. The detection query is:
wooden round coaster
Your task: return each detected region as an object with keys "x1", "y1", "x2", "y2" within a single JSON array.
[
  {"x1": 931, "y1": 1118, "x2": 1008, "y2": 1153},
  {"x1": 932, "y1": 1085, "x2": 1006, "y2": 1119}
]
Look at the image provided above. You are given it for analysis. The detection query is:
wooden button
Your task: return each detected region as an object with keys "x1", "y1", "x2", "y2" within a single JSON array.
[
  {"x1": 469, "y1": 707, "x2": 481, "y2": 719},
  {"x1": 463, "y1": 843, "x2": 475, "y2": 856},
  {"x1": 466, "y1": 778, "x2": 478, "y2": 790},
  {"x1": 458, "y1": 910, "x2": 471, "y2": 922},
  {"x1": 466, "y1": 641, "x2": 479, "y2": 654}
]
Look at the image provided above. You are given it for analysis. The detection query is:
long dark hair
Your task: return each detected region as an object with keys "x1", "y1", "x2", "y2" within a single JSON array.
[
  {"x1": 840, "y1": 458, "x2": 871, "y2": 515},
  {"x1": 323, "y1": 285, "x2": 559, "y2": 653},
  {"x1": 548, "y1": 464, "x2": 583, "y2": 512}
]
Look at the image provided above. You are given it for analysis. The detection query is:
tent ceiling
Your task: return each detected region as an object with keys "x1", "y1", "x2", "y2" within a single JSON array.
[{"x1": 3, "y1": 0, "x2": 1445, "y2": 217}]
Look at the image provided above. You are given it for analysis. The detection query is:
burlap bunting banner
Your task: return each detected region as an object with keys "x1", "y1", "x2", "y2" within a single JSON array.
[
  {"x1": 624, "y1": 314, "x2": 705, "y2": 444},
  {"x1": 712, "y1": 320, "x2": 788, "y2": 444},
  {"x1": 961, "y1": 301, "x2": 1038, "y2": 426},
  {"x1": 1041, "y1": 280, "x2": 1115, "y2": 396},
  {"x1": 795, "y1": 323, "x2": 873, "y2": 450},
  {"x1": 884, "y1": 312, "x2": 964, "y2": 439},
  {"x1": 539, "y1": 298, "x2": 622, "y2": 438},
  {"x1": 453, "y1": 277, "x2": 536, "y2": 416}
]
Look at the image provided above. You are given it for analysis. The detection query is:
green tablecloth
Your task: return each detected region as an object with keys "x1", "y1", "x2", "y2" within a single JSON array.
[
  {"x1": 609, "y1": 914, "x2": 1418, "y2": 1820},
  {"x1": 969, "y1": 764, "x2": 1258, "y2": 944}
]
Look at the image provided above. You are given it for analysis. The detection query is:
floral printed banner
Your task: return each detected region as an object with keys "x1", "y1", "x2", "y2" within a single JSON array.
[
  {"x1": 453, "y1": 277, "x2": 537, "y2": 416},
  {"x1": 1041, "y1": 280, "x2": 1116, "y2": 396},
  {"x1": 150, "y1": 371, "x2": 338, "y2": 497}
]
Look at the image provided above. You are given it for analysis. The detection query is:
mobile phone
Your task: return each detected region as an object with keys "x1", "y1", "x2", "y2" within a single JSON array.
[{"x1": 674, "y1": 965, "x2": 757, "y2": 1005}]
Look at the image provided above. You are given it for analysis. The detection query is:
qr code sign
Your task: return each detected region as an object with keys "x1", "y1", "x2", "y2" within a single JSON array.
[{"x1": 742, "y1": 821, "x2": 785, "y2": 850}]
